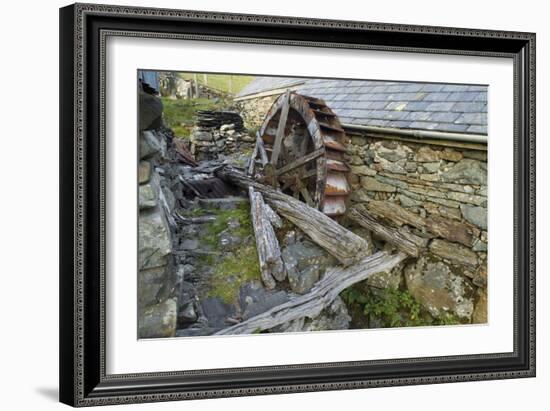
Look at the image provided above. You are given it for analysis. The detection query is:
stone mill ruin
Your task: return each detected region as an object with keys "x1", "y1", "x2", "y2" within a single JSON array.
[{"x1": 138, "y1": 72, "x2": 488, "y2": 338}]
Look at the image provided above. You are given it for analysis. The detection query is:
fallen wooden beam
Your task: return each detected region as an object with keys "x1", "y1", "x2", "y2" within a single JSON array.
[
  {"x1": 263, "y1": 203, "x2": 283, "y2": 228},
  {"x1": 216, "y1": 167, "x2": 370, "y2": 266},
  {"x1": 367, "y1": 200, "x2": 479, "y2": 247},
  {"x1": 249, "y1": 187, "x2": 286, "y2": 288},
  {"x1": 348, "y1": 205, "x2": 427, "y2": 257},
  {"x1": 215, "y1": 251, "x2": 406, "y2": 335},
  {"x1": 367, "y1": 200, "x2": 425, "y2": 228}
]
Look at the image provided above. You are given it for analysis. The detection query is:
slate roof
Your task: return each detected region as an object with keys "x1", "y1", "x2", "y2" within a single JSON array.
[{"x1": 237, "y1": 77, "x2": 487, "y2": 135}]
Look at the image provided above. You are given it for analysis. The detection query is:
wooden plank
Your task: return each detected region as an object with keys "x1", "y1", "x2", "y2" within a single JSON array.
[
  {"x1": 248, "y1": 187, "x2": 287, "y2": 287},
  {"x1": 263, "y1": 203, "x2": 283, "y2": 228},
  {"x1": 324, "y1": 173, "x2": 351, "y2": 196},
  {"x1": 270, "y1": 91, "x2": 290, "y2": 166},
  {"x1": 367, "y1": 200, "x2": 426, "y2": 228},
  {"x1": 249, "y1": 188, "x2": 276, "y2": 289},
  {"x1": 318, "y1": 122, "x2": 345, "y2": 133},
  {"x1": 348, "y1": 205, "x2": 427, "y2": 257},
  {"x1": 215, "y1": 251, "x2": 406, "y2": 335},
  {"x1": 300, "y1": 188, "x2": 314, "y2": 207},
  {"x1": 367, "y1": 200, "x2": 477, "y2": 247}
]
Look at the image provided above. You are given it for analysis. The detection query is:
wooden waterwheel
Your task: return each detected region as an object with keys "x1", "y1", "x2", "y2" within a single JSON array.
[{"x1": 248, "y1": 91, "x2": 351, "y2": 217}]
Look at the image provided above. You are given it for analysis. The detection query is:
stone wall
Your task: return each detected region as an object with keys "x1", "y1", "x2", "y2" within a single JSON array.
[
  {"x1": 138, "y1": 130, "x2": 178, "y2": 338},
  {"x1": 345, "y1": 133, "x2": 487, "y2": 323},
  {"x1": 236, "y1": 95, "x2": 278, "y2": 131},
  {"x1": 237, "y1": 95, "x2": 488, "y2": 324},
  {"x1": 190, "y1": 111, "x2": 255, "y2": 162}
]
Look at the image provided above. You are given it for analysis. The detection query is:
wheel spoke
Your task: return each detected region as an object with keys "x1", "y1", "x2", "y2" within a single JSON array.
[
  {"x1": 300, "y1": 188, "x2": 314, "y2": 207},
  {"x1": 257, "y1": 92, "x2": 350, "y2": 218},
  {"x1": 275, "y1": 147, "x2": 325, "y2": 176},
  {"x1": 270, "y1": 91, "x2": 290, "y2": 167}
]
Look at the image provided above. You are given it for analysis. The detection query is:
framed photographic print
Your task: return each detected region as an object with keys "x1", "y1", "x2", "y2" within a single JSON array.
[{"x1": 59, "y1": 3, "x2": 536, "y2": 407}]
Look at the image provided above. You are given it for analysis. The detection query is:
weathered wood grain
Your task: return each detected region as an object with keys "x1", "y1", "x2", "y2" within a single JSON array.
[
  {"x1": 249, "y1": 187, "x2": 286, "y2": 287},
  {"x1": 270, "y1": 91, "x2": 290, "y2": 167},
  {"x1": 256, "y1": 132, "x2": 269, "y2": 166},
  {"x1": 215, "y1": 251, "x2": 406, "y2": 335},
  {"x1": 275, "y1": 147, "x2": 325, "y2": 176},
  {"x1": 349, "y1": 205, "x2": 427, "y2": 257},
  {"x1": 247, "y1": 138, "x2": 259, "y2": 176},
  {"x1": 367, "y1": 200, "x2": 426, "y2": 228},
  {"x1": 367, "y1": 200, "x2": 478, "y2": 247}
]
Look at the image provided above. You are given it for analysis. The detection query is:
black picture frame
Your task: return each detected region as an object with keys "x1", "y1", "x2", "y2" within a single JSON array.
[{"x1": 59, "y1": 3, "x2": 536, "y2": 407}]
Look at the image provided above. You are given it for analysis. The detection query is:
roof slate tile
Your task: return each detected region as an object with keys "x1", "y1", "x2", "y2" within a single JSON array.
[
  {"x1": 455, "y1": 112, "x2": 487, "y2": 125},
  {"x1": 409, "y1": 121, "x2": 440, "y2": 130},
  {"x1": 466, "y1": 125, "x2": 488, "y2": 133},
  {"x1": 237, "y1": 76, "x2": 487, "y2": 134},
  {"x1": 425, "y1": 102, "x2": 456, "y2": 112},
  {"x1": 423, "y1": 93, "x2": 451, "y2": 102}
]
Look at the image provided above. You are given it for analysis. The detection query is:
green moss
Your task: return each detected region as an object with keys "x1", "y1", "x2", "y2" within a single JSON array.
[
  {"x1": 196, "y1": 202, "x2": 260, "y2": 304},
  {"x1": 180, "y1": 207, "x2": 209, "y2": 218},
  {"x1": 201, "y1": 202, "x2": 253, "y2": 248},
  {"x1": 207, "y1": 244, "x2": 261, "y2": 304}
]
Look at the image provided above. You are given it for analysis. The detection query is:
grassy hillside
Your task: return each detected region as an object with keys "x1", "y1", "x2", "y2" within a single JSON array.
[
  {"x1": 162, "y1": 97, "x2": 228, "y2": 138},
  {"x1": 179, "y1": 73, "x2": 254, "y2": 95}
]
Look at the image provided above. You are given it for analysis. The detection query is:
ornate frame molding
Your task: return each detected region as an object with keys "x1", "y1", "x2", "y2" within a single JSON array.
[{"x1": 60, "y1": 3, "x2": 535, "y2": 407}]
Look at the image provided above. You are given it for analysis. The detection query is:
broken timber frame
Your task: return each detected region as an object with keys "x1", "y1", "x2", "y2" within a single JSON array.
[
  {"x1": 247, "y1": 132, "x2": 269, "y2": 176},
  {"x1": 215, "y1": 251, "x2": 406, "y2": 335},
  {"x1": 216, "y1": 167, "x2": 370, "y2": 266}
]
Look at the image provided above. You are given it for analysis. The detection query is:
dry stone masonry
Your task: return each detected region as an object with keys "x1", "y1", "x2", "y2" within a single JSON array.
[
  {"x1": 138, "y1": 129, "x2": 178, "y2": 338},
  {"x1": 235, "y1": 78, "x2": 489, "y2": 326},
  {"x1": 345, "y1": 133, "x2": 487, "y2": 323},
  {"x1": 190, "y1": 111, "x2": 255, "y2": 161}
]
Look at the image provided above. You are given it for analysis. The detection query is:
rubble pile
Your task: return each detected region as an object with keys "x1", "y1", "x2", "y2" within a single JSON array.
[{"x1": 190, "y1": 111, "x2": 255, "y2": 161}]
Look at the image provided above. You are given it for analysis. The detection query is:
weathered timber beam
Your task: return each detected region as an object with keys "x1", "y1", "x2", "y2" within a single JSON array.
[
  {"x1": 249, "y1": 188, "x2": 286, "y2": 287},
  {"x1": 215, "y1": 251, "x2": 406, "y2": 335},
  {"x1": 367, "y1": 200, "x2": 478, "y2": 247},
  {"x1": 263, "y1": 203, "x2": 283, "y2": 228},
  {"x1": 348, "y1": 205, "x2": 427, "y2": 257},
  {"x1": 367, "y1": 200, "x2": 425, "y2": 228},
  {"x1": 216, "y1": 167, "x2": 370, "y2": 266}
]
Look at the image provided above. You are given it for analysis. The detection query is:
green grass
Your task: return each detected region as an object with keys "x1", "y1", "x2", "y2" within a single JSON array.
[
  {"x1": 161, "y1": 97, "x2": 227, "y2": 138},
  {"x1": 196, "y1": 203, "x2": 261, "y2": 304},
  {"x1": 179, "y1": 73, "x2": 254, "y2": 95}
]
